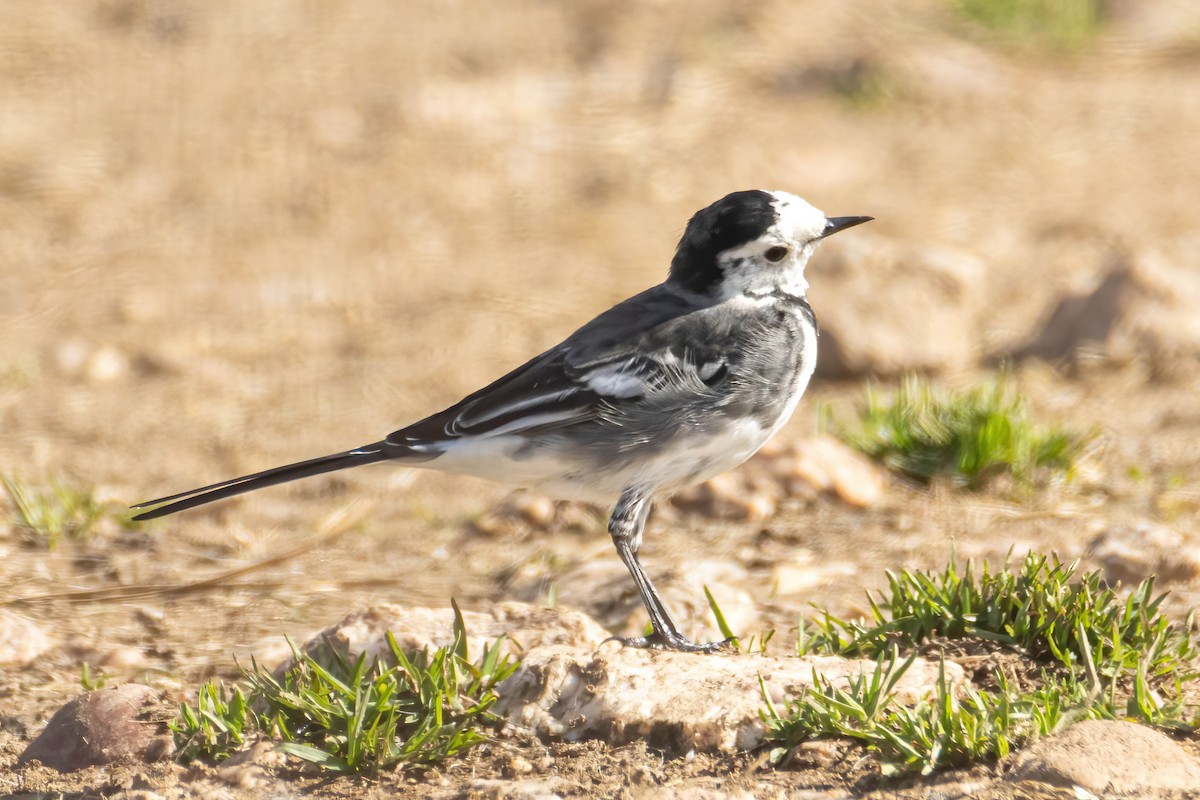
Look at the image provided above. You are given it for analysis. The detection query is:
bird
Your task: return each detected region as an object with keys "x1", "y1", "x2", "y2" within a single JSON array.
[{"x1": 132, "y1": 190, "x2": 871, "y2": 653}]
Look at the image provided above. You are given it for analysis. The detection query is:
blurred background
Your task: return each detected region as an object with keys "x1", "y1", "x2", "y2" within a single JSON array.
[{"x1": 1, "y1": 1, "x2": 1199, "y2": 664}]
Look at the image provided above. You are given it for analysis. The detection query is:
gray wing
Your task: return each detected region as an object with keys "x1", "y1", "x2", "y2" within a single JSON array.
[{"x1": 388, "y1": 284, "x2": 729, "y2": 447}]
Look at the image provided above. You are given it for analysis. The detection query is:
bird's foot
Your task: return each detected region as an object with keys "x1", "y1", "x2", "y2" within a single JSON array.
[{"x1": 606, "y1": 631, "x2": 736, "y2": 654}]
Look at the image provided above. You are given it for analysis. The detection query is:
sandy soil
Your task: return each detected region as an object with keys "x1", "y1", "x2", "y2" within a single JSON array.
[{"x1": 1, "y1": 1, "x2": 1199, "y2": 797}]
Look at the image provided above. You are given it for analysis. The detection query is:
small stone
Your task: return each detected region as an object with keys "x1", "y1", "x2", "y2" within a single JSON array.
[
  {"x1": 94, "y1": 644, "x2": 146, "y2": 669},
  {"x1": 54, "y1": 340, "x2": 90, "y2": 378},
  {"x1": 830, "y1": 462, "x2": 884, "y2": 508},
  {"x1": 510, "y1": 492, "x2": 559, "y2": 528},
  {"x1": 790, "y1": 739, "x2": 845, "y2": 768},
  {"x1": 0, "y1": 611, "x2": 51, "y2": 666},
  {"x1": 86, "y1": 344, "x2": 129, "y2": 383},
  {"x1": 217, "y1": 741, "x2": 286, "y2": 788},
  {"x1": 502, "y1": 754, "x2": 534, "y2": 778},
  {"x1": 787, "y1": 436, "x2": 885, "y2": 508},
  {"x1": 472, "y1": 492, "x2": 581, "y2": 535},
  {"x1": 672, "y1": 472, "x2": 779, "y2": 521},
  {"x1": 18, "y1": 684, "x2": 173, "y2": 772}
]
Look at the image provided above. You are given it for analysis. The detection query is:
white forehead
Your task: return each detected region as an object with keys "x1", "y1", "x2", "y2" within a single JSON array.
[{"x1": 767, "y1": 190, "x2": 828, "y2": 242}]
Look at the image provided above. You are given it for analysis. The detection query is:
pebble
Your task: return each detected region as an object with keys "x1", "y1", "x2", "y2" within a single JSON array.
[{"x1": 0, "y1": 611, "x2": 51, "y2": 666}]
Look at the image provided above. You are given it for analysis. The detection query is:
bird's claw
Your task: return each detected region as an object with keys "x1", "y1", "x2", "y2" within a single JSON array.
[{"x1": 604, "y1": 632, "x2": 737, "y2": 653}]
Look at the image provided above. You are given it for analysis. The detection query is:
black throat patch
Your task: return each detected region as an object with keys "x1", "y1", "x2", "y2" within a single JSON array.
[{"x1": 668, "y1": 190, "x2": 777, "y2": 295}]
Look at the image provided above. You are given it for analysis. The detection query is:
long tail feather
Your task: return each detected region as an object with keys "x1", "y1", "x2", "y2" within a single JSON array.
[{"x1": 131, "y1": 443, "x2": 394, "y2": 521}]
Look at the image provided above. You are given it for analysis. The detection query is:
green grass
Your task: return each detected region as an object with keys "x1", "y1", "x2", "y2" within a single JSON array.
[
  {"x1": 954, "y1": 0, "x2": 1106, "y2": 49},
  {"x1": 1, "y1": 474, "x2": 135, "y2": 548},
  {"x1": 764, "y1": 650, "x2": 1031, "y2": 775},
  {"x1": 764, "y1": 648, "x2": 1194, "y2": 776},
  {"x1": 765, "y1": 552, "x2": 1199, "y2": 775},
  {"x1": 799, "y1": 552, "x2": 1197, "y2": 675},
  {"x1": 172, "y1": 602, "x2": 518, "y2": 772},
  {"x1": 835, "y1": 374, "x2": 1085, "y2": 489}
]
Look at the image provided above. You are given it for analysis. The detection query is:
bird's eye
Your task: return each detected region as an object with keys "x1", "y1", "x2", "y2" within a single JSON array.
[{"x1": 764, "y1": 245, "x2": 789, "y2": 263}]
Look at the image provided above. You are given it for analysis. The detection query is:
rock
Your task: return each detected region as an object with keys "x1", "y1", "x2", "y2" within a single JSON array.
[
  {"x1": 783, "y1": 436, "x2": 885, "y2": 508},
  {"x1": 808, "y1": 237, "x2": 987, "y2": 377},
  {"x1": 299, "y1": 602, "x2": 610, "y2": 668},
  {"x1": 1008, "y1": 250, "x2": 1200, "y2": 381},
  {"x1": 53, "y1": 339, "x2": 91, "y2": 378},
  {"x1": 86, "y1": 344, "x2": 129, "y2": 383},
  {"x1": 1087, "y1": 521, "x2": 1200, "y2": 585},
  {"x1": 771, "y1": 552, "x2": 860, "y2": 598},
  {"x1": 670, "y1": 470, "x2": 780, "y2": 521},
  {"x1": 234, "y1": 634, "x2": 301, "y2": 670},
  {"x1": 216, "y1": 740, "x2": 287, "y2": 788},
  {"x1": 496, "y1": 646, "x2": 965, "y2": 755},
  {"x1": 667, "y1": 435, "x2": 886, "y2": 520},
  {"x1": 93, "y1": 644, "x2": 147, "y2": 669},
  {"x1": 18, "y1": 684, "x2": 173, "y2": 772},
  {"x1": 472, "y1": 492, "x2": 597, "y2": 537},
  {"x1": 788, "y1": 739, "x2": 848, "y2": 769},
  {"x1": 0, "y1": 610, "x2": 51, "y2": 666},
  {"x1": 1007, "y1": 719, "x2": 1200, "y2": 793}
]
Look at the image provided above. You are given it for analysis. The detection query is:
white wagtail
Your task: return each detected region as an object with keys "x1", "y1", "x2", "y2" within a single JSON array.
[{"x1": 133, "y1": 190, "x2": 871, "y2": 652}]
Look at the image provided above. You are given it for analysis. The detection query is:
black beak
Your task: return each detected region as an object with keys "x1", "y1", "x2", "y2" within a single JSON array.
[{"x1": 821, "y1": 216, "x2": 874, "y2": 238}]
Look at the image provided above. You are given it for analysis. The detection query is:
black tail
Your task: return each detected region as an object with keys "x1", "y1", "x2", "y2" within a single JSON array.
[{"x1": 131, "y1": 442, "x2": 395, "y2": 521}]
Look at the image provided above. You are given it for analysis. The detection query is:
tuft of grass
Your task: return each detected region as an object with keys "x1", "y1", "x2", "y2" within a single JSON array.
[
  {"x1": 954, "y1": 0, "x2": 1106, "y2": 49},
  {"x1": 2, "y1": 474, "x2": 134, "y2": 548},
  {"x1": 171, "y1": 602, "x2": 518, "y2": 772},
  {"x1": 764, "y1": 650, "x2": 1026, "y2": 775},
  {"x1": 79, "y1": 662, "x2": 111, "y2": 691},
  {"x1": 765, "y1": 647, "x2": 1195, "y2": 776},
  {"x1": 171, "y1": 679, "x2": 253, "y2": 763},
  {"x1": 796, "y1": 552, "x2": 1197, "y2": 674},
  {"x1": 767, "y1": 552, "x2": 1199, "y2": 775},
  {"x1": 836, "y1": 374, "x2": 1085, "y2": 489},
  {"x1": 765, "y1": 651, "x2": 1096, "y2": 775}
]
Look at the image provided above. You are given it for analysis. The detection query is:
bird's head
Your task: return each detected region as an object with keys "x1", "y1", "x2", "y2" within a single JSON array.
[{"x1": 668, "y1": 190, "x2": 872, "y2": 299}]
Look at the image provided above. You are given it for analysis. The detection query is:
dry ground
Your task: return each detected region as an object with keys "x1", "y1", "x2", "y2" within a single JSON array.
[{"x1": 2, "y1": 1, "x2": 1199, "y2": 797}]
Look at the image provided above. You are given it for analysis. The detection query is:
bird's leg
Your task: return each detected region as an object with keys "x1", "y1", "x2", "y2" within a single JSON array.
[{"x1": 607, "y1": 488, "x2": 734, "y2": 653}]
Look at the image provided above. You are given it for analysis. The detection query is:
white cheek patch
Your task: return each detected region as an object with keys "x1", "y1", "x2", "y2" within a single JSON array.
[{"x1": 714, "y1": 251, "x2": 812, "y2": 301}]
